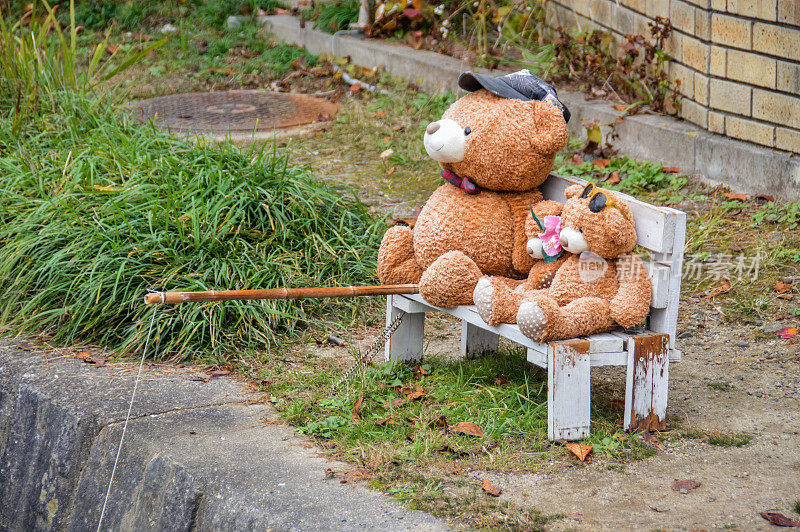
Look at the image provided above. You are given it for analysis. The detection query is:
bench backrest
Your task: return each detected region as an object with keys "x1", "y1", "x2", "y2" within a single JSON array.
[{"x1": 541, "y1": 174, "x2": 686, "y2": 356}]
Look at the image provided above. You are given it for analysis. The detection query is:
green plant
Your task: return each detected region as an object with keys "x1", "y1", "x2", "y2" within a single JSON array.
[
  {"x1": 752, "y1": 201, "x2": 800, "y2": 229},
  {"x1": 0, "y1": 96, "x2": 384, "y2": 362},
  {"x1": 0, "y1": 0, "x2": 163, "y2": 132},
  {"x1": 312, "y1": 0, "x2": 360, "y2": 34}
]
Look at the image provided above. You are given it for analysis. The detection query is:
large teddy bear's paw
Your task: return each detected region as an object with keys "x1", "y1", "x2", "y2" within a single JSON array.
[
  {"x1": 419, "y1": 250, "x2": 482, "y2": 308},
  {"x1": 377, "y1": 226, "x2": 423, "y2": 285},
  {"x1": 516, "y1": 297, "x2": 559, "y2": 342}
]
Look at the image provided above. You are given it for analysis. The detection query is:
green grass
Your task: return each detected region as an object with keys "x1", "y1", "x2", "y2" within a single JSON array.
[
  {"x1": 0, "y1": 95, "x2": 383, "y2": 363},
  {"x1": 256, "y1": 347, "x2": 652, "y2": 526},
  {"x1": 312, "y1": 0, "x2": 360, "y2": 34},
  {"x1": 794, "y1": 500, "x2": 800, "y2": 515},
  {"x1": 265, "y1": 348, "x2": 653, "y2": 469}
]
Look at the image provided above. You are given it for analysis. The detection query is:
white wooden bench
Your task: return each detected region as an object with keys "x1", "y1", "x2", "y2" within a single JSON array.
[{"x1": 384, "y1": 173, "x2": 686, "y2": 441}]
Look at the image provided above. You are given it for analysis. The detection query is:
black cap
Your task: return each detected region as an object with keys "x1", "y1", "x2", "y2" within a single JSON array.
[{"x1": 458, "y1": 69, "x2": 570, "y2": 123}]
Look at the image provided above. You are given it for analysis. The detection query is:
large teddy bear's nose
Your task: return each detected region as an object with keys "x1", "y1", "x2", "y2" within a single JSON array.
[{"x1": 423, "y1": 119, "x2": 465, "y2": 163}]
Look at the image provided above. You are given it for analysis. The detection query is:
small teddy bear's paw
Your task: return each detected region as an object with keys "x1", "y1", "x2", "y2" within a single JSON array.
[
  {"x1": 473, "y1": 277, "x2": 494, "y2": 323},
  {"x1": 517, "y1": 301, "x2": 547, "y2": 341}
]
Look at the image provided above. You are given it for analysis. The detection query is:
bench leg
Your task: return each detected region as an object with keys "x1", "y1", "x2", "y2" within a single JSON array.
[
  {"x1": 460, "y1": 320, "x2": 499, "y2": 359},
  {"x1": 547, "y1": 340, "x2": 591, "y2": 441},
  {"x1": 384, "y1": 295, "x2": 425, "y2": 363},
  {"x1": 624, "y1": 334, "x2": 669, "y2": 431}
]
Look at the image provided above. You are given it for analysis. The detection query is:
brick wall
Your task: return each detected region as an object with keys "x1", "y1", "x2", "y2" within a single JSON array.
[{"x1": 546, "y1": 0, "x2": 800, "y2": 154}]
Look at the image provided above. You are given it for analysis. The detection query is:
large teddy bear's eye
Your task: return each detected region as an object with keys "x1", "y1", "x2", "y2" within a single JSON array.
[{"x1": 464, "y1": 127, "x2": 472, "y2": 135}]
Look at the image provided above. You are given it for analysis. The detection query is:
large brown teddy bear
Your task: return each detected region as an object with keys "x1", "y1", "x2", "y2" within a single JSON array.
[
  {"x1": 473, "y1": 182, "x2": 652, "y2": 342},
  {"x1": 377, "y1": 70, "x2": 570, "y2": 308}
]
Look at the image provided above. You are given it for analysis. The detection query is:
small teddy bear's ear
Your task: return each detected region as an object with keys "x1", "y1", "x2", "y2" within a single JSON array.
[{"x1": 564, "y1": 184, "x2": 584, "y2": 200}]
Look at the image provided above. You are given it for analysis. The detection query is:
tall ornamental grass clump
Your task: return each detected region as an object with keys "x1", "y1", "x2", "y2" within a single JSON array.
[
  {"x1": 0, "y1": 0, "x2": 163, "y2": 132},
  {"x1": 0, "y1": 97, "x2": 384, "y2": 362}
]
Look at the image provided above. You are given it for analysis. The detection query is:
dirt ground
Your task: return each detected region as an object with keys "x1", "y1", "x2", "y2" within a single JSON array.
[{"x1": 483, "y1": 297, "x2": 800, "y2": 531}]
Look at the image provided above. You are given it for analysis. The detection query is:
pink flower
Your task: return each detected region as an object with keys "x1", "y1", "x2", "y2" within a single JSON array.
[{"x1": 538, "y1": 215, "x2": 562, "y2": 256}]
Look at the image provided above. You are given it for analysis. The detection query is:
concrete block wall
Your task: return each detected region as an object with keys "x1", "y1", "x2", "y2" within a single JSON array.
[{"x1": 546, "y1": 0, "x2": 800, "y2": 154}]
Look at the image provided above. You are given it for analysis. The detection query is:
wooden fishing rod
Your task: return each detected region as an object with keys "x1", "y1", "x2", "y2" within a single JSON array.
[{"x1": 144, "y1": 284, "x2": 419, "y2": 305}]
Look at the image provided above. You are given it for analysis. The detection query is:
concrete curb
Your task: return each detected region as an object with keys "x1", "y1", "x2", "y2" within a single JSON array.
[
  {"x1": 0, "y1": 342, "x2": 449, "y2": 531},
  {"x1": 244, "y1": 14, "x2": 800, "y2": 201}
]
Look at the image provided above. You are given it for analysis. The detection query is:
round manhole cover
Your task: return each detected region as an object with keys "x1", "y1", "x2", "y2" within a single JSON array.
[{"x1": 134, "y1": 90, "x2": 338, "y2": 133}]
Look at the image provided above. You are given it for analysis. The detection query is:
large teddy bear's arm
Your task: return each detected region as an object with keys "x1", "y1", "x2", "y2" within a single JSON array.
[
  {"x1": 377, "y1": 226, "x2": 424, "y2": 285},
  {"x1": 610, "y1": 254, "x2": 652, "y2": 327}
]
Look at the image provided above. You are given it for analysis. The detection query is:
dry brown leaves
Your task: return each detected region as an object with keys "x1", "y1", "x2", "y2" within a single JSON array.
[
  {"x1": 760, "y1": 512, "x2": 800, "y2": 527},
  {"x1": 642, "y1": 431, "x2": 665, "y2": 451},
  {"x1": 671, "y1": 479, "x2": 701, "y2": 491},
  {"x1": 701, "y1": 280, "x2": 731, "y2": 299},
  {"x1": 450, "y1": 421, "x2": 484, "y2": 437},
  {"x1": 593, "y1": 158, "x2": 611, "y2": 168},
  {"x1": 566, "y1": 443, "x2": 593, "y2": 462},
  {"x1": 481, "y1": 478, "x2": 502, "y2": 497},
  {"x1": 351, "y1": 396, "x2": 364, "y2": 422},
  {"x1": 605, "y1": 171, "x2": 621, "y2": 184},
  {"x1": 775, "y1": 281, "x2": 794, "y2": 301},
  {"x1": 724, "y1": 192, "x2": 748, "y2": 201}
]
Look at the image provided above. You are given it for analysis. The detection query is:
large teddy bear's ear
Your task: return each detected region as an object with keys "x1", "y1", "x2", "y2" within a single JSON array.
[
  {"x1": 564, "y1": 184, "x2": 584, "y2": 200},
  {"x1": 523, "y1": 100, "x2": 569, "y2": 156}
]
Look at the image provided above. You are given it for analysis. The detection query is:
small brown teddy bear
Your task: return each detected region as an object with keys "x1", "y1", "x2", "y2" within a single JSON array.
[
  {"x1": 377, "y1": 70, "x2": 570, "y2": 308},
  {"x1": 473, "y1": 182, "x2": 652, "y2": 342}
]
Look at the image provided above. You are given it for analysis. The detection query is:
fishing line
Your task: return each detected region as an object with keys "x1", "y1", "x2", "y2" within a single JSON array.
[{"x1": 96, "y1": 308, "x2": 158, "y2": 532}]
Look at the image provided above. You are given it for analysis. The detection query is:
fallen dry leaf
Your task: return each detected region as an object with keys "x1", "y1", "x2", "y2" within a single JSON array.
[
  {"x1": 374, "y1": 111, "x2": 386, "y2": 119},
  {"x1": 324, "y1": 468, "x2": 336, "y2": 479},
  {"x1": 671, "y1": 479, "x2": 701, "y2": 491},
  {"x1": 724, "y1": 192, "x2": 748, "y2": 201},
  {"x1": 413, "y1": 365, "x2": 429, "y2": 376},
  {"x1": 775, "y1": 281, "x2": 792, "y2": 294},
  {"x1": 75, "y1": 350, "x2": 91, "y2": 360},
  {"x1": 565, "y1": 443, "x2": 593, "y2": 462},
  {"x1": 606, "y1": 170, "x2": 621, "y2": 184},
  {"x1": 429, "y1": 415, "x2": 448, "y2": 429},
  {"x1": 389, "y1": 398, "x2": 407, "y2": 408},
  {"x1": 382, "y1": 136, "x2": 391, "y2": 143},
  {"x1": 760, "y1": 512, "x2": 800, "y2": 527},
  {"x1": 451, "y1": 421, "x2": 484, "y2": 437},
  {"x1": 437, "y1": 445, "x2": 468, "y2": 457},
  {"x1": 753, "y1": 194, "x2": 775, "y2": 203},
  {"x1": 349, "y1": 83, "x2": 362, "y2": 92},
  {"x1": 570, "y1": 154, "x2": 583, "y2": 165},
  {"x1": 778, "y1": 326, "x2": 798, "y2": 339},
  {"x1": 702, "y1": 280, "x2": 731, "y2": 298},
  {"x1": 375, "y1": 418, "x2": 402, "y2": 426},
  {"x1": 208, "y1": 369, "x2": 231, "y2": 378},
  {"x1": 386, "y1": 167, "x2": 395, "y2": 176},
  {"x1": 406, "y1": 387, "x2": 425, "y2": 401},
  {"x1": 663, "y1": 166, "x2": 680, "y2": 174},
  {"x1": 593, "y1": 158, "x2": 610, "y2": 168},
  {"x1": 612, "y1": 104, "x2": 627, "y2": 111},
  {"x1": 642, "y1": 431, "x2": 665, "y2": 451},
  {"x1": 481, "y1": 478, "x2": 502, "y2": 497},
  {"x1": 493, "y1": 375, "x2": 510, "y2": 385},
  {"x1": 351, "y1": 396, "x2": 364, "y2": 422}
]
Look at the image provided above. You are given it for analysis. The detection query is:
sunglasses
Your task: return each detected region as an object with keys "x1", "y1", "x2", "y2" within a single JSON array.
[{"x1": 579, "y1": 182, "x2": 626, "y2": 217}]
